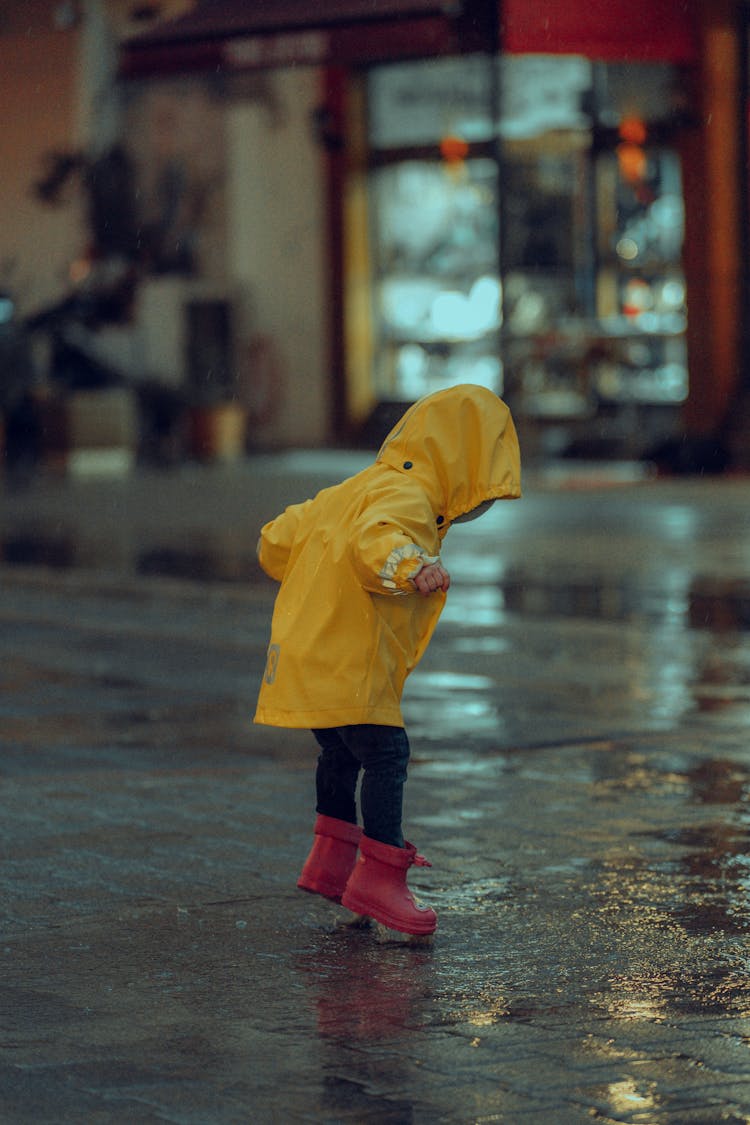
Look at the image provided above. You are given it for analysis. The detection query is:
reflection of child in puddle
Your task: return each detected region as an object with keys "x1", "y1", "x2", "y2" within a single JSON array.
[
  {"x1": 255, "y1": 386, "x2": 521, "y2": 936},
  {"x1": 294, "y1": 943, "x2": 431, "y2": 1122},
  {"x1": 295, "y1": 939, "x2": 433, "y2": 1042}
]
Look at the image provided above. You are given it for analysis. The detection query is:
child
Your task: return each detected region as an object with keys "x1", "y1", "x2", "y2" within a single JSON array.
[{"x1": 255, "y1": 384, "x2": 521, "y2": 935}]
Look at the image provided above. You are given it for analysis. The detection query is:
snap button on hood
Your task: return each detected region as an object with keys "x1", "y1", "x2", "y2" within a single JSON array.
[{"x1": 377, "y1": 384, "x2": 521, "y2": 522}]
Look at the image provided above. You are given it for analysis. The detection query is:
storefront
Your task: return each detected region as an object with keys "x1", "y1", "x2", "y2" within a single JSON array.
[
  {"x1": 122, "y1": 1, "x2": 744, "y2": 461},
  {"x1": 349, "y1": 52, "x2": 691, "y2": 457}
]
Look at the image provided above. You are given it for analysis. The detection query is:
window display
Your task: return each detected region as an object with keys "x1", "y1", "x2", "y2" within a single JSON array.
[
  {"x1": 359, "y1": 54, "x2": 688, "y2": 454},
  {"x1": 369, "y1": 158, "x2": 501, "y2": 399},
  {"x1": 499, "y1": 59, "x2": 687, "y2": 453}
]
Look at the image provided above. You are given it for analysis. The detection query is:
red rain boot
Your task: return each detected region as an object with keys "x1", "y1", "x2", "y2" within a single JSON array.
[
  {"x1": 341, "y1": 836, "x2": 437, "y2": 936},
  {"x1": 297, "y1": 814, "x2": 362, "y2": 903}
]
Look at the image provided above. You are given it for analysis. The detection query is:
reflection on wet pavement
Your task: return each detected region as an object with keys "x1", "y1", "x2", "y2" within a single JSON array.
[
  {"x1": 6, "y1": 524, "x2": 750, "y2": 635},
  {"x1": 500, "y1": 571, "x2": 750, "y2": 632},
  {"x1": 1, "y1": 528, "x2": 265, "y2": 584},
  {"x1": 2, "y1": 529, "x2": 76, "y2": 569}
]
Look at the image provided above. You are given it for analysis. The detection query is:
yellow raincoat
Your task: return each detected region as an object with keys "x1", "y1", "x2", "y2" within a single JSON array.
[{"x1": 254, "y1": 384, "x2": 521, "y2": 729}]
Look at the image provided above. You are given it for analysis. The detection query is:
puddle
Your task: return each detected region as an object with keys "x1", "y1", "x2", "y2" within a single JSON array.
[
  {"x1": 0, "y1": 529, "x2": 264, "y2": 585},
  {"x1": 2, "y1": 531, "x2": 76, "y2": 569},
  {"x1": 499, "y1": 569, "x2": 750, "y2": 633},
  {"x1": 689, "y1": 579, "x2": 750, "y2": 632},
  {"x1": 137, "y1": 546, "x2": 261, "y2": 584},
  {"x1": 3, "y1": 527, "x2": 750, "y2": 637}
]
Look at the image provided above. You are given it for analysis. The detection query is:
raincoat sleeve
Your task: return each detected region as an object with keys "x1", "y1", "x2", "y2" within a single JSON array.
[
  {"x1": 349, "y1": 491, "x2": 440, "y2": 595},
  {"x1": 257, "y1": 499, "x2": 312, "y2": 582}
]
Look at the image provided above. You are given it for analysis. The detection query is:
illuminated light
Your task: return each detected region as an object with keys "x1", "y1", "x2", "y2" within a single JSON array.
[
  {"x1": 464, "y1": 356, "x2": 503, "y2": 392},
  {"x1": 616, "y1": 237, "x2": 639, "y2": 261},
  {"x1": 440, "y1": 134, "x2": 470, "y2": 164},
  {"x1": 596, "y1": 367, "x2": 622, "y2": 399},
  {"x1": 605, "y1": 1077, "x2": 658, "y2": 1114},
  {"x1": 616, "y1": 115, "x2": 648, "y2": 189},
  {"x1": 414, "y1": 671, "x2": 493, "y2": 691},
  {"x1": 470, "y1": 275, "x2": 501, "y2": 322},
  {"x1": 512, "y1": 291, "x2": 546, "y2": 332},
  {"x1": 635, "y1": 311, "x2": 660, "y2": 333},
  {"x1": 396, "y1": 344, "x2": 429, "y2": 397},
  {"x1": 622, "y1": 278, "x2": 653, "y2": 318},
  {"x1": 431, "y1": 291, "x2": 469, "y2": 336},
  {"x1": 618, "y1": 115, "x2": 647, "y2": 145},
  {"x1": 464, "y1": 991, "x2": 511, "y2": 1027},
  {"x1": 380, "y1": 278, "x2": 439, "y2": 333},
  {"x1": 617, "y1": 141, "x2": 647, "y2": 185},
  {"x1": 396, "y1": 344, "x2": 428, "y2": 381},
  {"x1": 430, "y1": 276, "x2": 501, "y2": 340},
  {"x1": 658, "y1": 363, "x2": 688, "y2": 401},
  {"x1": 660, "y1": 279, "x2": 685, "y2": 309}
]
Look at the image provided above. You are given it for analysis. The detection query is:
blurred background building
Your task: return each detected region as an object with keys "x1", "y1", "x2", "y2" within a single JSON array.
[{"x1": 0, "y1": 0, "x2": 747, "y2": 471}]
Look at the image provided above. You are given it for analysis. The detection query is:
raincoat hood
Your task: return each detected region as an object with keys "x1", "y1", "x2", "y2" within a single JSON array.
[{"x1": 376, "y1": 384, "x2": 521, "y2": 523}]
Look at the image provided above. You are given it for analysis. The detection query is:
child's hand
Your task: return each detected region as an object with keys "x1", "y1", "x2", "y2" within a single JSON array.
[{"x1": 412, "y1": 561, "x2": 451, "y2": 597}]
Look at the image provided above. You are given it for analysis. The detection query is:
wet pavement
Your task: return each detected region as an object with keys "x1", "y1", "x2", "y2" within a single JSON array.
[{"x1": 2, "y1": 457, "x2": 750, "y2": 1123}]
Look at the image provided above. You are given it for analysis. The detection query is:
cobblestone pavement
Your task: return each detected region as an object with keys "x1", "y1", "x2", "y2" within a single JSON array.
[{"x1": 2, "y1": 459, "x2": 750, "y2": 1123}]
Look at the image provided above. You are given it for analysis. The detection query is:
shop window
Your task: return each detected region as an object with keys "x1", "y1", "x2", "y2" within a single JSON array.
[
  {"x1": 364, "y1": 55, "x2": 500, "y2": 403},
  {"x1": 354, "y1": 54, "x2": 687, "y2": 456},
  {"x1": 501, "y1": 58, "x2": 687, "y2": 455},
  {"x1": 369, "y1": 158, "x2": 500, "y2": 399}
]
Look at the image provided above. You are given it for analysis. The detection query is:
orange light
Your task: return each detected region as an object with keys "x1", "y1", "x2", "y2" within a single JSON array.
[
  {"x1": 618, "y1": 115, "x2": 647, "y2": 145},
  {"x1": 622, "y1": 278, "x2": 652, "y2": 318},
  {"x1": 440, "y1": 134, "x2": 469, "y2": 165},
  {"x1": 616, "y1": 142, "x2": 647, "y2": 185}
]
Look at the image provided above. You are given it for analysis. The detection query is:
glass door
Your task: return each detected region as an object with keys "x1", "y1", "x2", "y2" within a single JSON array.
[{"x1": 369, "y1": 155, "x2": 501, "y2": 400}]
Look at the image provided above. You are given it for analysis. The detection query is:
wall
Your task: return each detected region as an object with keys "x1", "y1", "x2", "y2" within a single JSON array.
[
  {"x1": 226, "y1": 68, "x2": 329, "y2": 448},
  {"x1": 0, "y1": 3, "x2": 83, "y2": 315},
  {"x1": 0, "y1": 4, "x2": 330, "y2": 452}
]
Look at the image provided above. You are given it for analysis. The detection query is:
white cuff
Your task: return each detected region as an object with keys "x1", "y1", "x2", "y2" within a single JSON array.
[{"x1": 379, "y1": 544, "x2": 439, "y2": 592}]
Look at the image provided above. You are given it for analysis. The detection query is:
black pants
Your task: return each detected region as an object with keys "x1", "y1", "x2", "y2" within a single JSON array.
[{"x1": 311, "y1": 724, "x2": 410, "y2": 848}]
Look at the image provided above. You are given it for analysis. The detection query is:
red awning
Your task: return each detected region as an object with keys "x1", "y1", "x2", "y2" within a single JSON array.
[
  {"x1": 121, "y1": 0, "x2": 698, "y2": 78},
  {"x1": 120, "y1": 0, "x2": 497, "y2": 77},
  {"x1": 501, "y1": 0, "x2": 698, "y2": 63}
]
